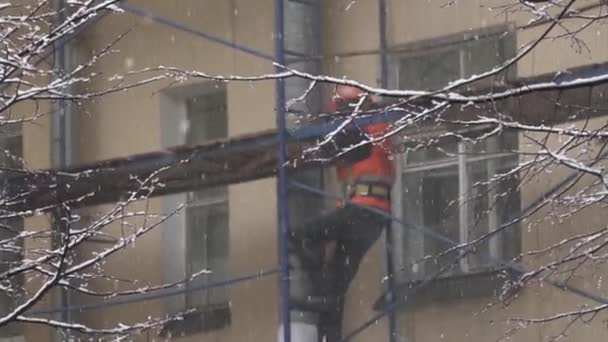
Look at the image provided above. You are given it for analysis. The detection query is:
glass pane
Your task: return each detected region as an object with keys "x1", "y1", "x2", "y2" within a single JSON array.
[
  {"x1": 186, "y1": 92, "x2": 227, "y2": 145},
  {"x1": 403, "y1": 165, "x2": 460, "y2": 277},
  {"x1": 466, "y1": 162, "x2": 491, "y2": 270},
  {"x1": 421, "y1": 166, "x2": 460, "y2": 275},
  {"x1": 469, "y1": 131, "x2": 518, "y2": 156},
  {"x1": 0, "y1": 135, "x2": 22, "y2": 169},
  {"x1": 0, "y1": 135, "x2": 22, "y2": 201},
  {"x1": 186, "y1": 202, "x2": 229, "y2": 308},
  {"x1": 405, "y1": 143, "x2": 458, "y2": 168},
  {"x1": 469, "y1": 138, "x2": 490, "y2": 155},
  {"x1": 400, "y1": 32, "x2": 512, "y2": 92},
  {"x1": 399, "y1": 48, "x2": 460, "y2": 90},
  {"x1": 206, "y1": 203, "x2": 230, "y2": 305},
  {"x1": 285, "y1": 1, "x2": 318, "y2": 55},
  {"x1": 0, "y1": 217, "x2": 23, "y2": 318},
  {"x1": 495, "y1": 167, "x2": 522, "y2": 261},
  {"x1": 466, "y1": 153, "x2": 520, "y2": 269},
  {"x1": 0, "y1": 218, "x2": 23, "y2": 267},
  {"x1": 401, "y1": 172, "x2": 425, "y2": 280},
  {"x1": 0, "y1": 127, "x2": 23, "y2": 321},
  {"x1": 498, "y1": 130, "x2": 519, "y2": 152},
  {"x1": 464, "y1": 36, "x2": 505, "y2": 76},
  {"x1": 190, "y1": 186, "x2": 228, "y2": 204}
]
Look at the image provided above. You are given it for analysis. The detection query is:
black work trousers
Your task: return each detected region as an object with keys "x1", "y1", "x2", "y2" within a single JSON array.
[{"x1": 288, "y1": 203, "x2": 388, "y2": 342}]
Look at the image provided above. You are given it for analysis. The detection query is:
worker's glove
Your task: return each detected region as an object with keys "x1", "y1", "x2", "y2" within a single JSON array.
[{"x1": 315, "y1": 125, "x2": 372, "y2": 162}]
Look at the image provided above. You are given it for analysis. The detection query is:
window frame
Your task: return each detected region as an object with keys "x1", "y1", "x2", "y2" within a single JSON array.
[
  {"x1": 397, "y1": 132, "x2": 520, "y2": 278},
  {"x1": 182, "y1": 87, "x2": 230, "y2": 312},
  {"x1": 159, "y1": 83, "x2": 231, "y2": 336},
  {"x1": 387, "y1": 26, "x2": 521, "y2": 285},
  {"x1": 387, "y1": 24, "x2": 516, "y2": 92},
  {"x1": 0, "y1": 123, "x2": 24, "y2": 339}
]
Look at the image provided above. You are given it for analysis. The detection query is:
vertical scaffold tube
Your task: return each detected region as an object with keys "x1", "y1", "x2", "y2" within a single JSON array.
[
  {"x1": 378, "y1": 0, "x2": 398, "y2": 340},
  {"x1": 275, "y1": 0, "x2": 291, "y2": 341}
]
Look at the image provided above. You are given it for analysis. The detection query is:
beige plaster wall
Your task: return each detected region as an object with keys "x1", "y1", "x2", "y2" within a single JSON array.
[{"x1": 13, "y1": 0, "x2": 608, "y2": 341}]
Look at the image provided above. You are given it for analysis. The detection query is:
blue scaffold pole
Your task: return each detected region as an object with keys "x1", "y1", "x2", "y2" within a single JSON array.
[{"x1": 275, "y1": 0, "x2": 291, "y2": 341}]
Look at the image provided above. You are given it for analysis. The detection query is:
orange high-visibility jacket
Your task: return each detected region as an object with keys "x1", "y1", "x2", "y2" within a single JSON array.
[
  {"x1": 328, "y1": 85, "x2": 395, "y2": 211},
  {"x1": 336, "y1": 121, "x2": 394, "y2": 211}
]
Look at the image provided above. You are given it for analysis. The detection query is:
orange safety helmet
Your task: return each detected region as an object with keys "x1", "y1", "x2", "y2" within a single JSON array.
[{"x1": 327, "y1": 85, "x2": 381, "y2": 113}]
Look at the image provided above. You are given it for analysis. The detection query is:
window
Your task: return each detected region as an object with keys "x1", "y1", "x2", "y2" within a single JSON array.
[
  {"x1": 392, "y1": 29, "x2": 521, "y2": 284},
  {"x1": 183, "y1": 92, "x2": 230, "y2": 314},
  {"x1": 394, "y1": 27, "x2": 515, "y2": 91},
  {"x1": 160, "y1": 88, "x2": 231, "y2": 336},
  {"x1": 399, "y1": 132, "x2": 521, "y2": 280},
  {"x1": 0, "y1": 123, "x2": 24, "y2": 338}
]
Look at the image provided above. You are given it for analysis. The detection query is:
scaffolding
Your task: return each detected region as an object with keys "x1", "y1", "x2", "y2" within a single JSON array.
[{"x1": 9, "y1": 1, "x2": 608, "y2": 342}]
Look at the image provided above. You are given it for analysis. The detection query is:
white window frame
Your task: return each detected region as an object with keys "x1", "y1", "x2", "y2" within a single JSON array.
[
  {"x1": 184, "y1": 89, "x2": 230, "y2": 311},
  {"x1": 159, "y1": 83, "x2": 230, "y2": 318},
  {"x1": 387, "y1": 25, "x2": 516, "y2": 92},
  {"x1": 387, "y1": 27, "x2": 518, "y2": 282},
  {"x1": 392, "y1": 130, "x2": 520, "y2": 282}
]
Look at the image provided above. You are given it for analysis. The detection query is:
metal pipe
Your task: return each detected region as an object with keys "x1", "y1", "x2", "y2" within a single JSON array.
[
  {"x1": 28, "y1": 268, "x2": 279, "y2": 316},
  {"x1": 51, "y1": 1, "x2": 74, "y2": 339},
  {"x1": 378, "y1": 0, "x2": 389, "y2": 88},
  {"x1": 283, "y1": 0, "x2": 324, "y2": 225},
  {"x1": 377, "y1": 0, "x2": 397, "y2": 339},
  {"x1": 275, "y1": 0, "x2": 291, "y2": 341},
  {"x1": 383, "y1": 223, "x2": 398, "y2": 342}
]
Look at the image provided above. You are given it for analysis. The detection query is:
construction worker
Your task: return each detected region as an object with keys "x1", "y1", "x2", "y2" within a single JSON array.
[{"x1": 281, "y1": 85, "x2": 394, "y2": 342}]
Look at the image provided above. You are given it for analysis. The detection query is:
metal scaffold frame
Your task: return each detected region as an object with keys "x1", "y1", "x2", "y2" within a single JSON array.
[
  {"x1": 15, "y1": 1, "x2": 608, "y2": 342},
  {"x1": 274, "y1": 0, "x2": 291, "y2": 341}
]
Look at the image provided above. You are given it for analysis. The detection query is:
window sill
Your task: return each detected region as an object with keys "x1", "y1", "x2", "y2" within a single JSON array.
[
  {"x1": 373, "y1": 267, "x2": 518, "y2": 311},
  {"x1": 159, "y1": 304, "x2": 231, "y2": 338}
]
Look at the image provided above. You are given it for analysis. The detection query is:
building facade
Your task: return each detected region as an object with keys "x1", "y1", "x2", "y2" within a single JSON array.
[{"x1": 2, "y1": 0, "x2": 608, "y2": 341}]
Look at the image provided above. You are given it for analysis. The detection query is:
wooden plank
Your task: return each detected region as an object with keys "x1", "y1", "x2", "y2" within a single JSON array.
[{"x1": 3, "y1": 129, "x2": 324, "y2": 215}]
